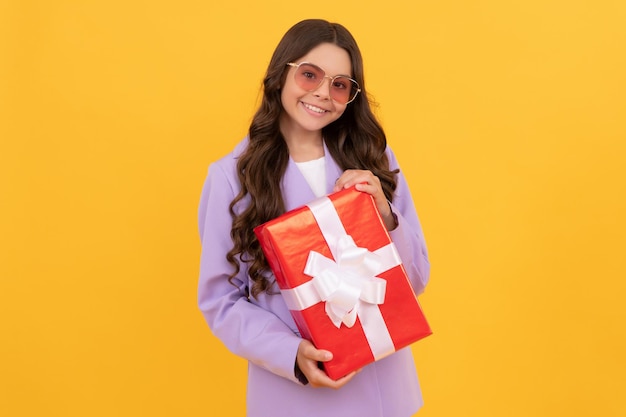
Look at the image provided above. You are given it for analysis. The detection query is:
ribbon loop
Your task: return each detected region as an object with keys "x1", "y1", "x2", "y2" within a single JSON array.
[{"x1": 303, "y1": 232, "x2": 388, "y2": 328}]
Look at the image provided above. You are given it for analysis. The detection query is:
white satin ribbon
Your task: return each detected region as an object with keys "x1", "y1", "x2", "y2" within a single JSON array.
[
  {"x1": 304, "y1": 234, "x2": 387, "y2": 328},
  {"x1": 280, "y1": 195, "x2": 403, "y2": 360}
]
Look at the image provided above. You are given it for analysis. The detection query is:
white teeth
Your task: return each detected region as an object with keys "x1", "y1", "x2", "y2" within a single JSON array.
[{"x1": 303, "y1": 103, "x2": 326, "y2": 113}]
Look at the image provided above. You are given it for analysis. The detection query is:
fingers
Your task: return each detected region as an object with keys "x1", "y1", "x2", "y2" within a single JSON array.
[
  {"x1": 333, "y1": 170, "x2": 393, "y2": 228},
  {"x1": 320, "y1": 370, "x2": 359, "y2": 389},
  {"x1": 333, "y1": 169, "x2": 381, "y2": 193},
  {"x1": 296, "y1": 340, "x2": 359, "y2": 389}
]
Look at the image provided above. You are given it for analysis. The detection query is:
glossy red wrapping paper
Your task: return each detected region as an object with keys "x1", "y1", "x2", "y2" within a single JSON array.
[{"x1": 254, "y1": 187, "x2": 432, "y2": 380}]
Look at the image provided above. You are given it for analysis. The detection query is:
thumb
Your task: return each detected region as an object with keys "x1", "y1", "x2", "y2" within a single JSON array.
[
  {"x1": 313, "y1": 349, "x2": 333, "y2": 362},
  {"x1": 299, "y1": 340, "x2": 333, "y2": 362}
]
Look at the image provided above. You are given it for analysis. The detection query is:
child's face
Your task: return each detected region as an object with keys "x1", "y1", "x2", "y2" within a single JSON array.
[{"x1": 279, "y1": 43, "x2": 352, "y2": 140}]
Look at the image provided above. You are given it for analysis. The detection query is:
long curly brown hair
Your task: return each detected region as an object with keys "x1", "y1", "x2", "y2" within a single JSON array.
[{"x1": 227, "y1": 19, "x2": 399, "y2": 298}]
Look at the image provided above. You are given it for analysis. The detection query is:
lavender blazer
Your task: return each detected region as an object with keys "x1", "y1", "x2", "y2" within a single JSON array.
[{"x1": 198, "y1": 138, "x2": 430, "y2": 417}]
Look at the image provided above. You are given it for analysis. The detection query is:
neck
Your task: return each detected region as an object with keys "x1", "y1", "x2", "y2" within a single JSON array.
[
  {"x1": 280, "y1": 121, "x2": 324, "y2": 162},
  {"x1": 284, "y1": 136, "x2": 325, "y2": 162}
]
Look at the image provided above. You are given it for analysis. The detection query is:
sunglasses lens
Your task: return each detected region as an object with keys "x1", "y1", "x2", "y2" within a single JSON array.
[
  {"x1": 294, "y1": 63, "x2": 325, "y2": 90},
  {"x1": 330, "y1": 77, "x2": 355, "y2": 104}
]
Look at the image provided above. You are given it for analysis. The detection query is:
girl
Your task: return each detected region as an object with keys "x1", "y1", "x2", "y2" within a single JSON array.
[{"x1": 198, "y1": 19, "x2": 430, "y2": 417}]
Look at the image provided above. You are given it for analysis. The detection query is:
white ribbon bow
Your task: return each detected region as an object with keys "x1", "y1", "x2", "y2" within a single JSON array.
[{"x1": 304, "y1": 235, "x2": 387, "y2": 328}]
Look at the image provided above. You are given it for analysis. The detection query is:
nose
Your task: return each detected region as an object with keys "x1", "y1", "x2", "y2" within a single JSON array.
[{"x1": 313, "y1": 76, "x2": 333, "y2": 100}]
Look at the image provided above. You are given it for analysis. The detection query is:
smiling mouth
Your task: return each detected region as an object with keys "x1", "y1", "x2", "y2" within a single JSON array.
[{"x1": 302, "y1": 102, "x2": 328, "y2": 114}]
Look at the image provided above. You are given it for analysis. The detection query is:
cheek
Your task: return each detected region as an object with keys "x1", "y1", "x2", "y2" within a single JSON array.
[
  {"x1": 334, "y1": 105, "x2": 348, "y2": 119},
  {"x1": 280, "y1": 85, "x2": 299, "y2": 108},
  {"x1": 281, "y1": 78, "x2": 302, "y2": 100},
  {"x1": 279, "y1": 87, "x2": 297, "y2": 113}
]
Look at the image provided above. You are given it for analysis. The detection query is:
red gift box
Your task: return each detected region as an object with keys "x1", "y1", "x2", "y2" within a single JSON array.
[{"x1": 254, "y1": 187, "x2": 432, "y2": 380}]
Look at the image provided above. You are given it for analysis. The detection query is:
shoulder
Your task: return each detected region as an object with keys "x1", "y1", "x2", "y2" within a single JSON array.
[
  {"x1": 198, "y1": 137, "x2": 249, "y2": 235},
  {"x1": 208, "y1": 136, "x2": 249, "y2": 177},
  {"x1": 201, "y1": 137, "x2": 251, "y2": 199},
  {"x1": 211, "y1": 137, "x2": 248, "y2": 168}
]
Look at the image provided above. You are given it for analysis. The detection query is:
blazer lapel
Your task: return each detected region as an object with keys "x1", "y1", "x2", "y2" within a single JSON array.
[
  {"x1": 324, "y1": 141, "x2": 344, "y2": 196},
  {"x1": 281, "y1": 141, "x2": 344, "y2": 211}
]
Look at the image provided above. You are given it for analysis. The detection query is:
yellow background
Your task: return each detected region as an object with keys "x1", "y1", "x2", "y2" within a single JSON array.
[{"x1": 1, "y1": 1, "x2": 625, "y2": 416}]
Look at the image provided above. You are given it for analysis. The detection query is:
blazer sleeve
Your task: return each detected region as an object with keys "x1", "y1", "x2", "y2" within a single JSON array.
[
  {"x1": 197, "y1": 160, "x2": 303, "y2": 384},
  {"x1": 385, "y1": 147, "x2": 431, "y2": 295}
]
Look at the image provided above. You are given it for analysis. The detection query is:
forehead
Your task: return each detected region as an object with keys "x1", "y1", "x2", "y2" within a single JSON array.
[{"x1": 296, "y1": 43, "x2": 352, "y2": 76}]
